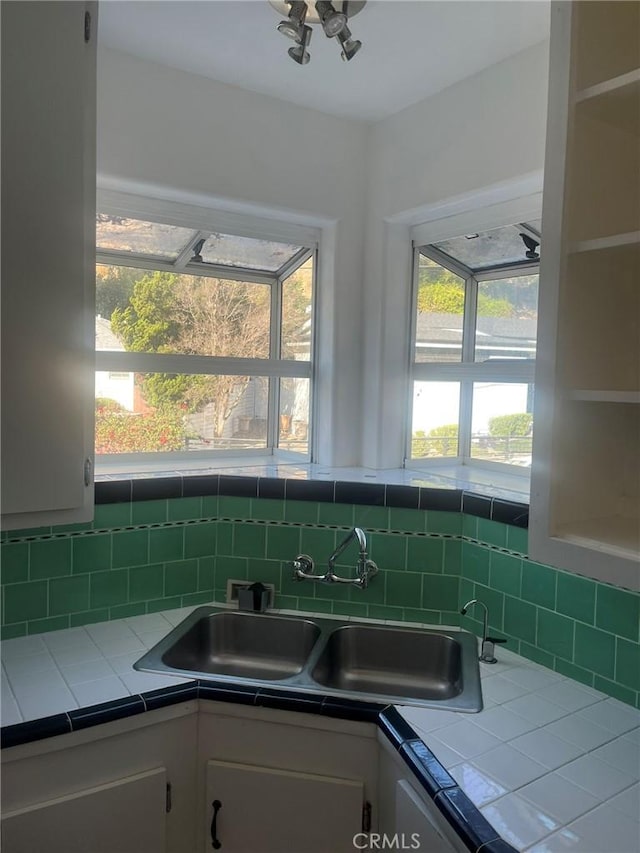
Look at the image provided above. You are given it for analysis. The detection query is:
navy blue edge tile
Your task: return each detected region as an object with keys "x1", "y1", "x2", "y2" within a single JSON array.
[
  {"x1": 94, "y1": 479, "x2": 132, "y2": 505},
  {"x1": 419, "y1": 488, "x2": 462, "y2": 512},
  {"x1": 218, "y1": 475, "x2": 258, "y2": 499},
  {"x1": 385, "y1": 485, "x2": 420, "y2": 509},
  {"x1": 131, "y1": 476, "x2": 183, "y2": 502},
  {"x1": 182, "y1": 474, "x2": 220, "y2": 499},
  {"x1": 462, "y1": 492, "x2": 492, "y2": 520},
  {"x1": 255, "y1": 687, "x2": 324, "y2": 715},
  {"x1": 142, "y1": 681, "x2": 199, "y2": 711},
  {"x1": 435, "y1": 787, "x2": 500, "y2": 852},
  {"x1": 1, "y1": 713, "x2": 71, "y2": 748},
  {"x1": 320, "y1": 696, "x2": 385, "y2": 722},
  {"x1": 491, "y1": 499, "x2": 529, "y2": 529},
  {"x1": 197, "y1": 679, "x2": 258, "y2": 706},
  {"x1": 285, "y1": 479, "x2": 335, "y2": 503},
  {"x1": 401, "y1": 740, "x2": 458, "y2": 799},
  {"x1": 378, "y1": 706, "x2": 418, "y2": 748},
  {"x1": 334, "y1": 481, "x2": 386, "y2": 507},
  {"x1": 257, "y1": 478, "x2": 286, "y2": 500},
  {"x1": 477, "y1": 839, "x2": 518, "y2": 853},
  {"x1": 69, "y1": 695, "x2": 146, "y2": 731}
]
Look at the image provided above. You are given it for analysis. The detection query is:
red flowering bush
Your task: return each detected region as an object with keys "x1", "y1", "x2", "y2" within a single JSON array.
[{"x1": 95, "y1": 406, "x2": 187, "y2": 453}]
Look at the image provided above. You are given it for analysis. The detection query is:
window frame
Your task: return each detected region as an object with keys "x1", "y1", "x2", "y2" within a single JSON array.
[
  {"x1": 95, "y1": 209, "x2": 318, "y2": 470},
  {"x1": 407, "y1": 241, "x2": 539, "y2": 472}
]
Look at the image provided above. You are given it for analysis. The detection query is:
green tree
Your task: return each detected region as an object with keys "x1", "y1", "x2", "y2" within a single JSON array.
[
  {"x1": 417, "y1": 265, "x2": 516, "y2": 318},
  {"x1": 109, "y1": 269, "x2": 309, "y2": 438},
  {"x1": 96, "y1": 264, "x2": 138, "y2": 319},
  {"x1": 488, "y1": 413, "x2": 533, "y2": 437}
]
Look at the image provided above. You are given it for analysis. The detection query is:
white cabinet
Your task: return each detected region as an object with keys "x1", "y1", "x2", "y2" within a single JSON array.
[
  {"x1": 205, "y1": 759, "x2": 363, "y2": 852},
  {"x1": 530, "y1": 1, "x2": 640, "y2": 589},
  {"x1": 1, "y1": 1, "x2": 96, "y2": 530},
  {"x1": 0, "y1": 707, "x2": 198, "y2": 853},
  {"x1": 197, "y1": 702, "x2": 379, "y2": 851},
  {"x1": 2, "y1": 767, "x2": 167, "y2": 853}
]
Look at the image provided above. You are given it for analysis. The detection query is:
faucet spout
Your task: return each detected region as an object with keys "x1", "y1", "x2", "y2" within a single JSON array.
[
  {"x1": 327, "y1": 527, "x2": 378, "y2": 588},
  {"x1": 328, "y1": 526, "x2": 367, "y2": 572},
  {"x1": 460, "y1": 598, "x2": 505, "y2": 664}
]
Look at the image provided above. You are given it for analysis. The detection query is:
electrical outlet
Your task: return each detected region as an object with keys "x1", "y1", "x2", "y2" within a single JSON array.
[{"x1": 226, "y1": 579, "x2": 275, "y2": 608}]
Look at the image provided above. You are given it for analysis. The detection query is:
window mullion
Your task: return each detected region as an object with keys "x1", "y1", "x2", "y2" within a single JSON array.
[
  {"x1": 461, "y1": 274, "x2": 477, "y2": 363},
  {"x1": 459, "y1": 379, "x2": 473, "y2": 461},
  {"x1": 267, "y1": 275, "x2": 283, "y2": 451}
]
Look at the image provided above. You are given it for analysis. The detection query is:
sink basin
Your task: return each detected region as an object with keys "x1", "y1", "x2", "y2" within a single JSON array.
[
  {"x1": 310, "y1": 625, "x2": 462, "y2": 700},
  {"x1": 135, "y1": 606, "x2": 482, "y2": 712},
  {"x1": 161, "y1": 611, "x2": 321, "y2": 680}
]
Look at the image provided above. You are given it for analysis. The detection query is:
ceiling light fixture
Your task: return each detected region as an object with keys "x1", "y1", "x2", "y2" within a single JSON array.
[{"x1": 271, "y1": 0, "x2": 366, "y2": 64}]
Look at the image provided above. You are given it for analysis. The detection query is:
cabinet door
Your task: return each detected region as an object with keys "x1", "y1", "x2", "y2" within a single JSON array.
[
  {"x1": 395, "y1": 780, "x2": 458, "y2": 853},
  {"x1": 205, "y1": 758, "x2": 364, "y2": 853},
  {"x1": 1, "y1": 767, "x2": 167, "y2": 853},
  {"x1": 1, "y1": 1, "x2": 96, "y2": 529}
]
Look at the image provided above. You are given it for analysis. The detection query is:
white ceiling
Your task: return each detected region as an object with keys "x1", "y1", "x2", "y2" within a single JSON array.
[{"x1": 98, "y1": 0, "x2": 550, "y2": 121}]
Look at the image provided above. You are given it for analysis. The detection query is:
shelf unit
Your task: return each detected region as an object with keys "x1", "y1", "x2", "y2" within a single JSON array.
[{"x1": 530, "y1": 1, "x2": 640, "y2": 590}]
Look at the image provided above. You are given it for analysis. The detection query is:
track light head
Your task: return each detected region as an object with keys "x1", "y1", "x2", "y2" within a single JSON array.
[
  {"x1": 336, "y1": 24, "x2": 361, "y2": 61},
  {"x1": 277, "y1": 1, "x2": 308, "y2": 41},
  {"x1": 288, "y1": 24, "x2": 312, "y2": 63},
  {"x1": 315, "y1": 0, "x2": 347, "y2": 37}
]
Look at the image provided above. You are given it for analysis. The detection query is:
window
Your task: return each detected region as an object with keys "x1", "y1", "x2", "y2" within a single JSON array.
[
  {"x1": 409, "y1": 222, "x2": 540, "y2": 469},
  {"x1": 95, "y1": 214, "x2": 315, "y2": 465}
]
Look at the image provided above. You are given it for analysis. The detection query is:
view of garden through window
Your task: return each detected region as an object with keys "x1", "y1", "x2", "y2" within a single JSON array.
[
  {"x1": 411, "y1": 222, "x2": 539, "y2": 467},
  {"x1": 95, "y1": 215, "x2": 313, "y2": 458}
]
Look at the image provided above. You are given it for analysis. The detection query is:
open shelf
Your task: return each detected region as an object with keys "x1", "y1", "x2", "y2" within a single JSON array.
[
  {"x1": 530, "y1": 2, "x2": 639, "y2": 587},
  {"x1": 575, "y1": 70, "x2": 640, "y2": 138},
  {"x1": 570, "y1": 232, "x2": 640, "y2": 254},
  {"x1": 556, "y1": 516, "x2": 640, "y2": 562},
  {"x1": 567, "y1": 391, "x2": 640, "y2": 404},
  {"x1": 558, "y1": 243, "x2": 640, "y2": 392},
  {"x1": 550, "y1": 401, "x2": 639, "y2": 549},
  {"x1": 566, "y1": 105, "x2": 640, "y2": 243},
  {"x1": 573, "y1": 1, "x2": 640, "y2": 90}
]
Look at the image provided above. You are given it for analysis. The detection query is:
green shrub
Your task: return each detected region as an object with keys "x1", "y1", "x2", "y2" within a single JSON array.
[
  {"x1": 488, "y1": 413, "x2": 533, "y2": 437},
  {"x1": 412, "y1": 424, "x2": 458, "y2": 458}
]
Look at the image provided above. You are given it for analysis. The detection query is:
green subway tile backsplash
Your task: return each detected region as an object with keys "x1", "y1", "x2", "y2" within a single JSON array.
[
  {"x1": 1, "y1": 494, "x2": 639, "y2": 709},
  {"x1": 596, "y1": 584, "x2": 640, "y2": 642},
  {"x1": 521, "y1": 560, "x2": 557, "y2": 610}
]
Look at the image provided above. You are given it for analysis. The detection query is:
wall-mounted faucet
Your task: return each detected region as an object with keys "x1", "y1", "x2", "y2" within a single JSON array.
[
  {"x1": 292, "y1": 527, "x2": 379, "y2": 589},
  {"x1": 460, "y1": 599, "x2": 506, "y2": 664}
]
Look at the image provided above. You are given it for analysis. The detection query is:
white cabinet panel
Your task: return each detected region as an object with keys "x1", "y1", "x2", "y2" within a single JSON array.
[
  {"x1": 205, "y1": 758, "x2": 364, "y2": 853},
  {"x1": 1, "y1": 767, "x2": 167, "y2": 853},
  {"x1": 1, "y1": 0, "x2": 96, "y2": 528}
]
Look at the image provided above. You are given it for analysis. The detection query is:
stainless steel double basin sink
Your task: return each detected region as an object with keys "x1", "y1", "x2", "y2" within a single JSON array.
[{"x1": 134, "y1": 607, "x2": 483, "y2": 712}]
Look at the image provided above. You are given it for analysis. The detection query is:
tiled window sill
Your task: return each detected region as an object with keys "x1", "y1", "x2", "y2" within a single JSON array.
[{"x1": 95, "y1": 462, "x2": 529, "y2": 527}]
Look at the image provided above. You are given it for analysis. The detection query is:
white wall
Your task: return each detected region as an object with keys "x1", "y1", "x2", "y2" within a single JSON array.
[
  {"x1": 361, "y1": 41, "x2": 549, "y2": 467},
  {"x1": 97, "y1": 46, "x2": 369, "y2": 465},
  {"x1": 96, "y1": 40, "x2": 549, "y2": 468}
]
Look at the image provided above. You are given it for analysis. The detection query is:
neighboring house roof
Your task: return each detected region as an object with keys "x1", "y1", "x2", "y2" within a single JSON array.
[
  {"x1": 95, "y1": 315, "x2": 125, "y2": 351},
  {"x1": 416, "y1": 313, "x2": 537, "y2": 348}
]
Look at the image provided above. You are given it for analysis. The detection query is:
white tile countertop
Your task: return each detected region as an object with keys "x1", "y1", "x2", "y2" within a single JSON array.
[{"x1": 2, "y1": 608, "x2": 639, "y2": 853}]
